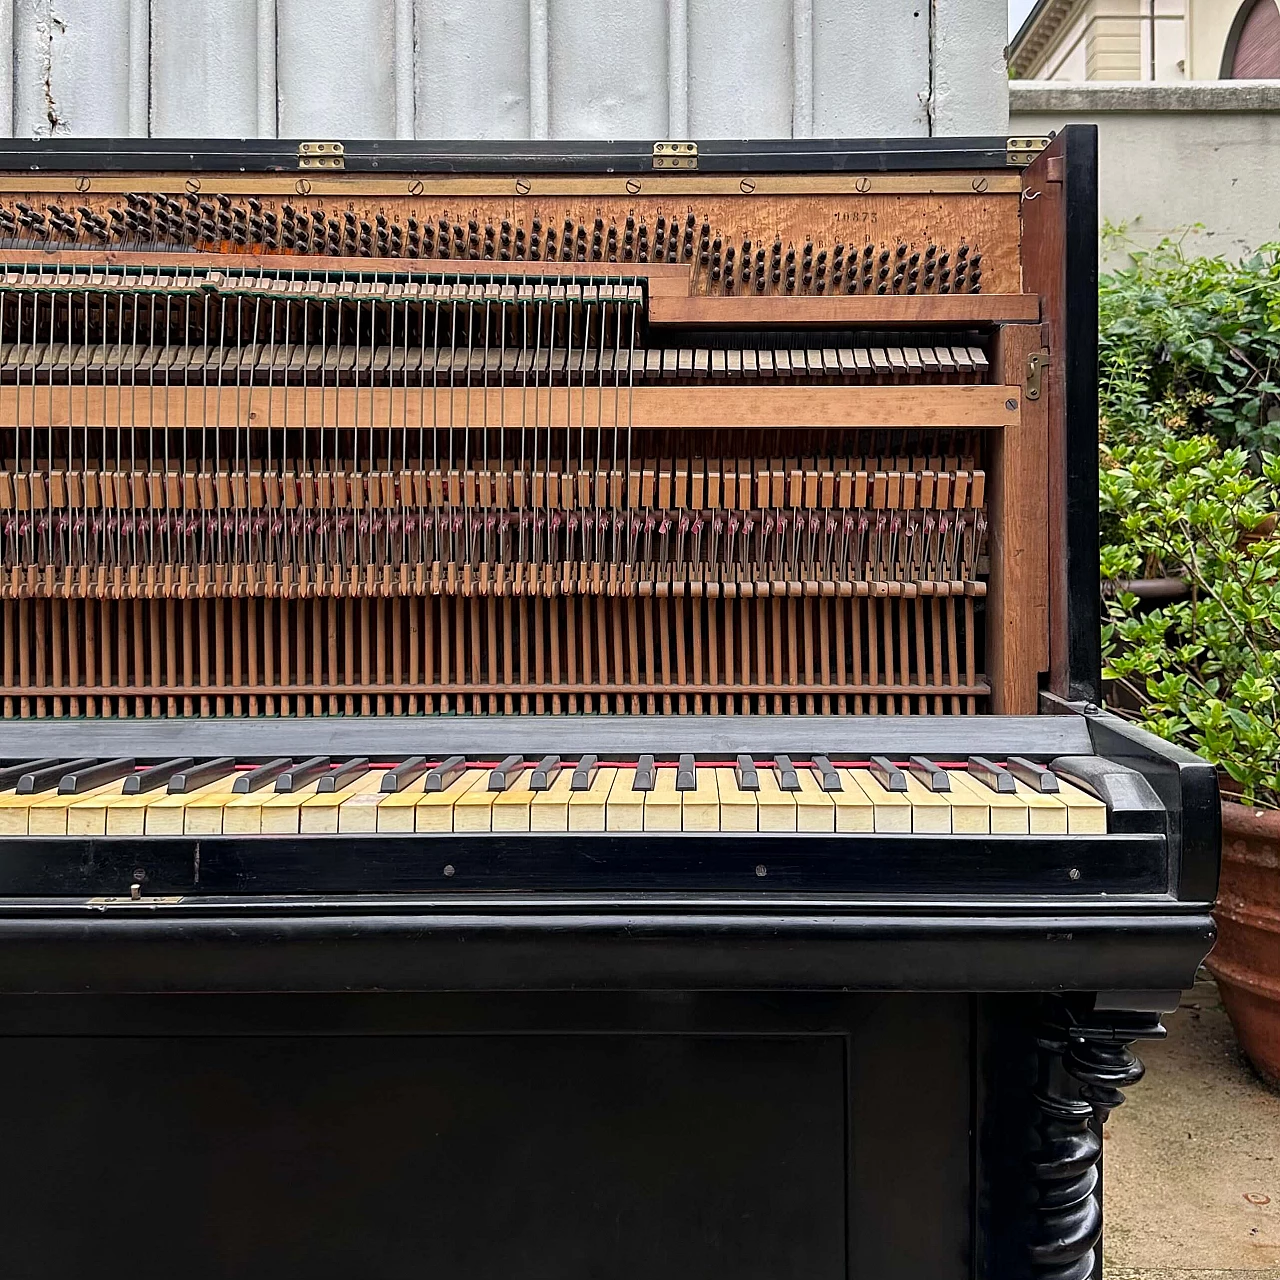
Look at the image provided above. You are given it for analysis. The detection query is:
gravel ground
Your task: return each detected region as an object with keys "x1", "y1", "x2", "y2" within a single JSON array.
[{"x1": 1103, "y1": 976, "x2": 1280, "y2": 1279}]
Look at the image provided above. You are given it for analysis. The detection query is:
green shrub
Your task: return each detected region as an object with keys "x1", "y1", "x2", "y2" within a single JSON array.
[
  {"x1": 1100, "y1": 238, "x2": 1280, "y2": 455},
  {"x1": 1100, "y1": 440, "x2": 1280, "y2": 810},
  {"x1": 1098, "y1": 241, "x2": 1280, "y2": 809}
]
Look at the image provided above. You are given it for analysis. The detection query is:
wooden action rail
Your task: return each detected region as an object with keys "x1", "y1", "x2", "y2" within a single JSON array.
[{"x1": 3, "y1": 587, "x2": 985, "y2": 719}]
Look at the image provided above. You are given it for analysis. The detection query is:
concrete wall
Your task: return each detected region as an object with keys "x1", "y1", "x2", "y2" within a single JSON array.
[
  {"x1": 0, "y1": 0, "x2": 1009, "y2": 140},
  {"x1": 1010, "y1": 80, "x2": 1280, "y2": 261}
]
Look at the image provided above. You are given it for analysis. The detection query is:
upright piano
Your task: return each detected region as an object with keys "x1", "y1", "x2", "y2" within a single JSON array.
[{"x1": 0, "y1": 129, "x2": 1218, "y2": 1280}]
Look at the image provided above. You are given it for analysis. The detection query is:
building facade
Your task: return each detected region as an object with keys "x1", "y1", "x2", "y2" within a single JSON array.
[
  {"x1": 0, "y1": 0, "x2": 1010, "y2": 140},
  {"x1": 1010, "y1": 0, "x2": 1280, "y2": 81}
]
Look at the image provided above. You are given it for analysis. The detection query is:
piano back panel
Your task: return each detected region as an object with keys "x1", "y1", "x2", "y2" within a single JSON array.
[{"x1": 0, "y1": 147, "x2": 1054, "y2": 720}]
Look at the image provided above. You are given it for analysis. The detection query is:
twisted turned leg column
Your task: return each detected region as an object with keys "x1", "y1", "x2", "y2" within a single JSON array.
[{"x1": 1026, "y1": 1002, "x2": 1165, "y2": 1280}]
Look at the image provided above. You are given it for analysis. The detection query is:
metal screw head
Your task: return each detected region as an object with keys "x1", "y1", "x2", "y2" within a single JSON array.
[
  {"x1": 74, "y1": 175, "x2": 91, "y2": 194},
  {"x1": 443, "y1": 864, "x2": 456, "y2": 878},
  {"x1": 133, "y1": 867, "x2": 147, "y2": 882},
  {"x1": 972, "y1": 175, "x2": 990, "y2": 193},
  {"x1": 295, "y1": 178, "x2": 312, "y2": 197},
  {"x1": 755, "y1": 864, "x2": 768, "y2": 878},
  {"x1": 739, "y1": 178, "x2": 756, "y2": 195},
  {"x1": 626, "y1": 178, "x2": 642, "y2": 196},
  {"x1": 1005, "y1": 398, "x2": 1019, "y2": 411},
  {"x1": 185, "y1": 176, "x2": 201, "y2": 195},
  {"x1": 1068, "y1": 867, "x2": 1081, "y2": 881},
  {"x1": 855, "y1": 177, "x2": 871, "y2": 194},
  {"x1": 408, "y1": 179, "x2": 425, "y2": 197},
  {"x1": 514, "y1": 177, "x2": 531, "y2": 196}
]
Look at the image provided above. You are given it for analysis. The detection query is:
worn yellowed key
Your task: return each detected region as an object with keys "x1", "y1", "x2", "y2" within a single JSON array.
[
  {"x1": 492, "y1": 776, "x2": 537, "y2": 833},
  {"x1": 568, "y1": 766, "x2": 616, "y2": 832},
  {"x1": 1013, "y1": 779, "x2": 1068, "y2": 834},
  {"x1": 644, "y1": 770, "x2": 682, "y2": 832},
  {"x1": 714, "y1": 767, "x2": 758, "y2": 833},
  {"x1": 845, "y1": 771, "x2": 911, "y2": 833},
  {"x1": 1054, "y1": 777, "x2": 1108, "y2": 834},
  {"x1": 258, "y1": 781, "x2": 325, "y2": 835},
  {"x1": 793, "y1": 770, "x2": 835, "y2": 833},
  {"x1": 145, "y1": 774, "x2": 238, "y2": 836},
  {"x1": 900, "y1": 775, "x2": 951, "y2": 834},
  {"x1": 454, "y1": 770, "x2": 507, "y2": 833},
  {"x1": 682, "y1": 768, "x2": 720, "y2": 832},
  {"x1": 67, "y1": 782, "x2": 153, "y2": 837},
  {"x1": 184, "y1": 775, "x2": 246, "y2": 836},
  {"x1": 531, "y1": 770, "x2": 575, "y2": 833},
  {"x1": 606, "y1": 768, "x2": 644, "y2": 832},
  {"x1": 413, "y1": 771, "x2": 488, "y2": 834},
  {"x1": 299, "y1": 770, "x2": 390, "y2": 834},
  {"x1": 222, "y1": 788, "x2": 278, "y2": 836},
  {"x1": 832, "y1": 771, "x2": 875, "y2": 832},
  {"x1": 338, "y1": 773, "x2": 393, "y2": 833},
  {"x1": 950, "y1": 772, "x2": 1025, "y2": 834},
  {"x1": 375, "y1": 777, "x2": 428, "y2": 834},
  {"x1": 99, "y1": 789, "x2": 170, "y2": 836},
  {"x1": 755, "y1": 770, "x2": 798, "y2": 833},
  {"x1": 35, "y1": 780, "x2": 129, "y2": 836},
  {"x1": 0, "y1": 787, "x2": 58, "y2": 836}
]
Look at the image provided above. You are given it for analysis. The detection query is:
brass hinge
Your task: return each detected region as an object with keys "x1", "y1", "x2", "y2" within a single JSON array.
[
  {"x1": 87, "y1": 896, "x2": 185, "y2": 907},
  {"x1": 1006, "y1": 136, "x2": 1051, "y2": 166},
  {"x1": 1026, "y1": 349, "x2": 1048, "y2": 401},
  {"x1": 653, "y1": 141, "x2": 698, "y2": 171},
  {"x1": 299, "y1": 141, "x2": 345, "y2": 171}
]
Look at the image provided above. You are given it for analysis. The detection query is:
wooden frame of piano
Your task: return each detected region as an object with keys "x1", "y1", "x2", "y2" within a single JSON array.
[{"x1": 0, "y1": 129, "x2": 1097, "y2": 721}]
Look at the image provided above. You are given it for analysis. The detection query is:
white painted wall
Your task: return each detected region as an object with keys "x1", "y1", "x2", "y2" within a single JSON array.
[
  {"x1": 1010, "y1": 80, "x2": 1280, "y2": 260},
  {"x1": 0, "y1": 0, "x2": 1010, "y2": 140}
]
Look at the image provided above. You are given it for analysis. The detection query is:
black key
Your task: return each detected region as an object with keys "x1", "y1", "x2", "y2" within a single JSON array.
[
  {"x1": 571, "y1": 754, "x2": 599, "y2": 791},
  {"x1": 675, "y1": 753, "x2": 697, "y2": 792},
  {"x1": 812, "y1": 755, "x2": 842, "y2": 792},
  {"x1": 232, "y1": 758, "x2": 292, "y2": 794},
  {"x1": 488, "y1": 754, "x2": 525, "y2": 793},
  {"x1": 168, "y1": 757, "x2": 236, "y2": 794},
  {"x1": 0, "y1": 758, "x2": 58, "y2": 792},
  {"x1": 381, "y1": 756, "x2": 428, "y2": 793},
  {"x1": 870, "y1": 756, "x2": 908, "y2": 792},
  {"x1": 632, "y1": 754, "x2": 656, "y2": 792},
  {"x1": 318, "y1": 758, "x2": 371, "y2": 793},
  {"x1": 1006, "y1": 756, "x2": 1059, "y2": 794},
  {"x1": 908, "y1": 755, "x2": 950, "y2": 793},
  {"x1": 968, "y1": 756, "x2": 1016, "y2": 794},
  {"x1": 423, "y1": 755, "x2": 466, "y2": 793},
  {"x1": 124, "y1": 757, "x2": 194, "y2": 795},
  {"x1": 773, "y1": 754, "x2": 801, "y2": 792},
  {"x1": 529, "y1": 755, "x2": 562, "y2": 792},
  {"x1": 17, "y1": 757, "x2": 96, "y2": 795},
  {"x1": 275, "y1": 756, "x2": 331, "y2": 793},
  {"x1": 735, "y1": 753, "x2": 759, "y2": 791}
]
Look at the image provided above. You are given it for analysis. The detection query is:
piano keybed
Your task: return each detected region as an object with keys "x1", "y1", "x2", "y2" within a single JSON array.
[{"x1": 0, "y1": 752, "x2": 1105, "y2": 838}]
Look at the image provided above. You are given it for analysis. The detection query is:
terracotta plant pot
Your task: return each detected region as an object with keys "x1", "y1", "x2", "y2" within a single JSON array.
[{"x1": 1207, "y1": 802, "x2": 1280, "y2": 1089}]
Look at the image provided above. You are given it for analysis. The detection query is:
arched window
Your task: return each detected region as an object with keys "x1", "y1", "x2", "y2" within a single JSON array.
[{"x1": 1222, "y1": 0, "x2": 1280, "y2": 78}]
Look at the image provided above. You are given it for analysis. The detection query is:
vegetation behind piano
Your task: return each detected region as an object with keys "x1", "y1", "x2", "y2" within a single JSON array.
[{"x1": 0, "y1": 156, "x2": 1053, "y2": 720}]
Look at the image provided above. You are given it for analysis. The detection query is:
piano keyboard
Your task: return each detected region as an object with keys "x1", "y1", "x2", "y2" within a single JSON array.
[{"x1": 0, "y1": 753, "x2": 1106, "y2": 838}]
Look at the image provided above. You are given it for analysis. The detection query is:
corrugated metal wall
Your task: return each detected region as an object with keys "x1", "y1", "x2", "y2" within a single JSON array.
[{"x1": 0, "y1": 0, "x2": 1009, "y2": 140}]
